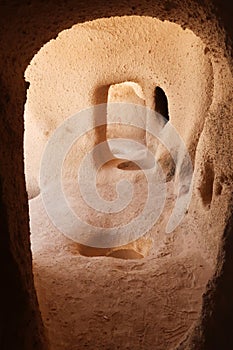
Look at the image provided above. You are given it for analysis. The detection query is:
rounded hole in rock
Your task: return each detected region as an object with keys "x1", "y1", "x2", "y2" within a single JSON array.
[
  {"x1": 107, "y1": 249, "x2": 144, "y2": 259},
  {"x1": 153, "y1": 87, "x2": 175, "y2": 181},
  {"x1": 117, "y1": 160, "x2": 140, "y2": 170},
  {"x1": 23, "y1": 15, "x2": 215, "y2": 350},
  {"x1": 154, "y1": 86, "x2": 169, "y2": 123}
]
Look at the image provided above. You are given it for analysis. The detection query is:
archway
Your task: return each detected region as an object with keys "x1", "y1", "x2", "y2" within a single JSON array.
[{"x1": 23, "y1": 15, "x2": 218, "y2": 350}]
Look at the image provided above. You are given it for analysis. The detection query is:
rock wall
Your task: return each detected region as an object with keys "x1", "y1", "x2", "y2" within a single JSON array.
[
  {"x1": 0, "y1": 1, "x2": 232, "y2": 349},
  {"x1": 24, "y1": 16, "x2": 213, "y2": 198}
]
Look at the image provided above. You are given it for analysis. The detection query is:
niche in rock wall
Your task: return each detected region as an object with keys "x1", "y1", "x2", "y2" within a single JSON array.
[
  {"x1": 154, "y1": 86, "x2": 169, "y2": 122},
  {"x1": 107, "y1": 81, "x2": 146, "y2": 164}
]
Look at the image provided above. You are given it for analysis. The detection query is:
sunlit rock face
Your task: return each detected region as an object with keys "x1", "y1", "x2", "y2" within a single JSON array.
[
  {"x1": 24, "y1": 16, "x2": 213, "y2": 198},
  {"x1": 24, "y1": 15, "x2": 214, "y2": 258},
  {"x1": 23, "y1": 12, "x2": 233, "y2": 349}
]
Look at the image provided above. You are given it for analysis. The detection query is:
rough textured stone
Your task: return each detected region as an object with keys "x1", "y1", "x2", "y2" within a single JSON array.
[{"x1": 0, "y1": 0, "x2": 232, "y2": 349}]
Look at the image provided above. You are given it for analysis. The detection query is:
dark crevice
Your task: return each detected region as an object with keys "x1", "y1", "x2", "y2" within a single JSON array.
[{"x1": 154, "y1": 86, "x2": 169, "y2": 122}]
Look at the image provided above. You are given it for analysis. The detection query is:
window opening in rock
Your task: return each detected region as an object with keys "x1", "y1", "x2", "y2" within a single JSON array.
[{"x1": 154, "y1": 86, "x2": 169, "y2": 122}]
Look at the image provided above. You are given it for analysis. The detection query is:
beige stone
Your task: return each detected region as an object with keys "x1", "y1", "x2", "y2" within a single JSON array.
[{"x1": 0, "y1": 2, "x2": 233, "y2": 350}]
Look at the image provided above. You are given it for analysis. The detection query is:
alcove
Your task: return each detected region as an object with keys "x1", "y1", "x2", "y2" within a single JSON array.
[
  {"x1": 154, "y1": 86, "x2": 169, "y2": 122},
  {"x1": 107, "y1": 81, "x2": 147, "y2": 170}
]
